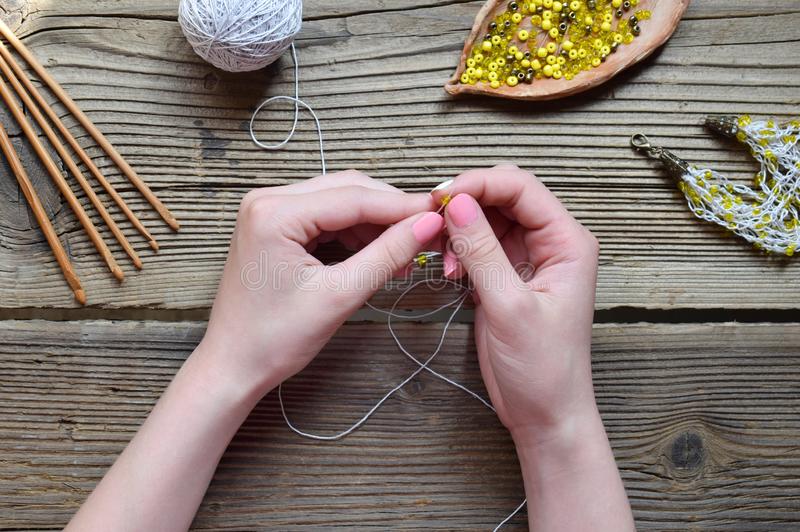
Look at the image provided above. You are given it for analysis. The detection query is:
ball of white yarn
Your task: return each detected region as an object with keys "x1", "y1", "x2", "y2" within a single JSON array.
[{"x1": 178, "y1": 0, "x2": 302, "y2": 73}]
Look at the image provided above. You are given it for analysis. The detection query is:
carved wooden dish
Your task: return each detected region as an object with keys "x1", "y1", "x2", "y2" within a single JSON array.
[{"x1": 445, "y1": 0, "x2": 690, "y2": 101}]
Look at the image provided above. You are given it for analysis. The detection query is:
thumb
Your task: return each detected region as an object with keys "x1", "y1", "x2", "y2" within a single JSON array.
[
  {"x1": 444, "y1": 194, "x2": 518, "y2": 310},
  {"x1": 340, "y1": 211, "x2": 444, "y2": 296}
]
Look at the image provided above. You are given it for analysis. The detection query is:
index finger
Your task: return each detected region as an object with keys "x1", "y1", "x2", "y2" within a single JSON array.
[
  {"x1": 432, "y1": 164, "x2": 573, "y2": 231},
  {"x1": 266, "y1": 186, "x2": 436, "y2": 244}
]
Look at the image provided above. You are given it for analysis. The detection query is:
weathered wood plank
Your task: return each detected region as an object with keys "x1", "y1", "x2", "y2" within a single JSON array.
[
  {"x1": 0, "y1": 1, "x2": 799, "y2": 310},
  {"x1": 1, "y1": 319, "x2": 799, "y2": 530}
]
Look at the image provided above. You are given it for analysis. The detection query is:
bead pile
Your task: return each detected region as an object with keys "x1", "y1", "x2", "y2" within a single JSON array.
[
  {"x1": 634, "y1": 116, "x2": 800, "y2": 256},
  {"x1": 460, "y1": 0, "x2": 650, "y2": 88}
]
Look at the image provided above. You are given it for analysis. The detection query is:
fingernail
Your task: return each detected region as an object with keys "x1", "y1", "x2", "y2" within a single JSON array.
[
  {"x1": 443, "y1": 251, "x2": 457, "y2": 276},
  {"x1": 447, "y1": 193, "x2": 478, "y2": 228},
  {"x1": 412, "y1": 212, "x2": 445, "y2": 243},
  {"x1": 431, "y1": 179, "x2": 453, "y2": 193}
]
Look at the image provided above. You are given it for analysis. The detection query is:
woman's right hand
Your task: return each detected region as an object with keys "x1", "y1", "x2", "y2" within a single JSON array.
[
  {"x1": 432, "y1": 165, "x2": 600, "y2": 438},
  {"x1": 432, "y1": 165, "x2": 634, "y2": 531}
]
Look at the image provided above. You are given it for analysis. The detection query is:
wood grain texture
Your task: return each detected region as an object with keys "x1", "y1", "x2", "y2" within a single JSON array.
[
  {"x1": 0, "y1": 0, "x2": 799, "y2": 311},
  {"x1": 1, "y1": 319, "x2": 799, "y2": 530}
]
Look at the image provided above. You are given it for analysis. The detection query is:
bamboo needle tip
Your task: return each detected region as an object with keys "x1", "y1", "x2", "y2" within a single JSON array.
[
  {"x1": 74, "y1": 289, "x2": 87, "y2": 306},
  {"x1": 149, "y1": 239, "x2": 160, "y2": 252},
  {"x1": 168, "y1": 218, "x2": 180, "y2": 232},
  {"x1": 112, "y1": 267, "x2": 125, "y2": 282},
  {"x1": 133, "y1": 256, "x2": 144, "y2": 270}
]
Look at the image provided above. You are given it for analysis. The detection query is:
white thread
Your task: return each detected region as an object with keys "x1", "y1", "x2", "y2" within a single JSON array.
[
  {"x1": 249, "y1": 44, "x2": 326, "y2": 175},
  {"x1": 250, "y1": 44, "x2": 527, "y2": 529},
  {"x1": 178, "y1": 0, "x2": 302, "y2": 72},
  {"x1": 679, "y1": 118, "x2": 800, "y2": 255}
]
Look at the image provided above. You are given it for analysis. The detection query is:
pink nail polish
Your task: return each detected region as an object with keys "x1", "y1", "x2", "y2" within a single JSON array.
[
  {"x1": 412, "y1": 212, "x2": 445, "y2": 244},
  {"x1": 447, "y1": 194, "x2": 478, "y2": 228},
  {"x1": 443, "y1": 251, "x2": 457, "y2": 276}
]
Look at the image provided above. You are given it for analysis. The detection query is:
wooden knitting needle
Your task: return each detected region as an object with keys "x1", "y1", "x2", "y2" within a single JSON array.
[
  {"x1": 0, "y1": 40, "x2": 160, "y2": 252},
  {"x1": 0, "y1": 122, "x2": 86, "y2": 305},
  {"x1": 0, "y1": 52, "x2": 143, "y2": 270},
  {"x1": 0, "y1": 74, "x2": 124, "y2": 281},
  {"x1": 0, "y1": 19, "x2": 180, "y2": 232}
]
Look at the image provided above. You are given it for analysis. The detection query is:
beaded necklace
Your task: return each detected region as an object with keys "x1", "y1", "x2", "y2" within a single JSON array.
[
  {"x1": 459, "y1": 0, "x2": 650, "y2": 88},
  {"x1": 633, "y1": 116, "x2": 800, "y2": 256}
]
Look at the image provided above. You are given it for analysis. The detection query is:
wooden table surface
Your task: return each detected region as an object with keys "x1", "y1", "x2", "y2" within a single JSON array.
[{"x1": 1, "y1": 0, "x2": 799, "y2": 529}]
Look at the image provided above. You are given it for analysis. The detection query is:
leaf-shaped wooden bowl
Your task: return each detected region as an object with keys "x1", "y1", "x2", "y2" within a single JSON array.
[{"x1": 445, "y1": 0, "x2": 690, "y2": 101}]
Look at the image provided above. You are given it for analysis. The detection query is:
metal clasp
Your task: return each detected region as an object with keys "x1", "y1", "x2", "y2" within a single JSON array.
[{"x1": 630, "y1": 134, "x2": 690, "y2": 178}]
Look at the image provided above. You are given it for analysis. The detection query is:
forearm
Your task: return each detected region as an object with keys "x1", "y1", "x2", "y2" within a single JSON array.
[
  {"x1": 512, "y1": 408, "x2": 635, "y2": 532},
  {"x1": 67, "y1": 342, "x2": 265, "y2": 532}
]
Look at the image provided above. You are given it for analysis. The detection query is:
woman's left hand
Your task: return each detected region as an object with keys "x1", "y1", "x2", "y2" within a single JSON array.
[{"x1": 199, "y1": 171, "x2": 442, "y2": 399}]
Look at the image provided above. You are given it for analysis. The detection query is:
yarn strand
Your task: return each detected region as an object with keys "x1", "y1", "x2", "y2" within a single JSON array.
[{"x1": 249, "y1": 44, "x2": 326, "y2": 174}]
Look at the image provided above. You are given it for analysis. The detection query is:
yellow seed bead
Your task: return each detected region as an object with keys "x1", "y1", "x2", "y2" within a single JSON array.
[
  {"x1": 612, "y1": 0, "x2": 622, "y2": 6},
  {"x1": 591, "y1": 57, "x2": 601, "y2": 67},
  {"x1": 549, "y1": 27, "x2": 560, "y2": 38},
  {"x1": 488, "y1": 61, "x2": 499, "y2": 71},
  {"x1": 509, "y1": 45, "x2": 519, "y2": 55},
  {"x1": 491, "y1": 35, "x2": 502, "y2": 45},
  {"x1": 507, "y1": 75, "x2": 519, "y2": 87},
  {"x1": 568, "y1": 49, "x2": 578, "y2": 59},
  {"x1": 515, "y1": 51, "x2": 524, "y2": 60},
  {"x1": 518, "y1": 30, "x2": 529, "y2": 41},
  {"x1": 570, "y1": 0, "x2": 580, "y2": 10},
  {"x1": 601, "y1": 21, "x2": 611, "y2": 32},
  {"x1": 562, "y1": 40, "x2": 574, "y2": 51},
  {"x1": 557, "y1": 56, "x2": 566, "y2": 65},
  {"x1": 553, "y1": 1, "x2": 563, "y2": 12},
  {"x1": 537, "y1": 47, "x2": 548, "y2": 58},
  {"x1": 474, "y1": 53, "x2": 484, "y2": 62},
  {"x1": 546, "y1": 54, "x2": 557, "y2": 65},
  {"x1": 542, "y1": 18, "x2": 552, "y2": 31},
  {"x1": 543, "y1": 64, "x2": 554, "y2": 77},
  {"x1": 552, "y1": 69, "x2": 563, "y2": 79},
  {"x1": 460, "y1": 73, "x2": 470, "y2": 84},
  {"x1": 482, "y1": 40, "x2": 492, "y2": 52},
  {"x1": 521, "y1": 59, "x2": 531, "y2": 68},
  {"x1": 467, "y1": 58, "x2": 476, "y2": 68},
  {"x1": 532, "y1": 59, "x2": 542, "y2": 70},
  {"x1": 546, "y1": 42, "x2": 557, "y2": 53},
  {"x1": 543, "y1": 0, "x2": 553, "y2": 7},
  {"x1": 490, "y1": 79, "x2": 501, "y2": 89},
  {"x1": 488, "y1": 71, "x2": 498, "y2": 81},
  {"x1": 512, "y1": 12, "x2": 523, "y2": 23}
]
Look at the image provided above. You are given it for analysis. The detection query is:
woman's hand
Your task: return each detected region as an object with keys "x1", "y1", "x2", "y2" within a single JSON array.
[
  {"x1": 432, "y1": 165, "x2": 599, "y2": 436},
  {"x1": 432, "y1": 165, "x2": 634, "y2": 532},
  {"x1": 201, "y1": 171, "x2": 442, "y2": 399},
  {"x1": 67, "y1": 171, "x2": 444, "y2": 532}
]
